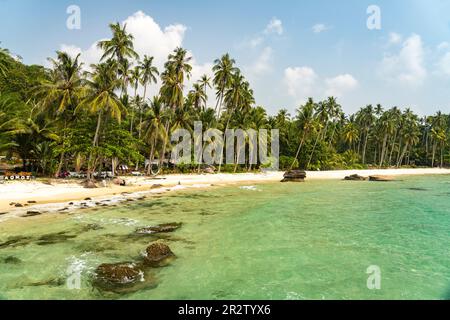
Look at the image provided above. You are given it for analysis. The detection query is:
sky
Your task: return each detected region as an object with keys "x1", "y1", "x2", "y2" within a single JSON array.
[{"x1": 1, "y1": 0, "x2": 450, "y2": 116}]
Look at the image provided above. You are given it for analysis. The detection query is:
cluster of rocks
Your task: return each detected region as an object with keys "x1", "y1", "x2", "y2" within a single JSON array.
[
  {"x1": 344, "y1": 174, "x2": 395, "y2": 182},
  {"x1": 281, "y1": 170, "x2": 307, "y2": 182},
  {"x1": 92, "y1": 222, "x2": 181, "y2": 294}
]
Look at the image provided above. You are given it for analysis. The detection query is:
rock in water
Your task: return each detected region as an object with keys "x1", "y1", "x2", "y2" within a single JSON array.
[
  {"x1": 144, "y1": 242, "x2": 175, "y2": 267},
  {"x1": 281, "y1": 170, "x2": 306, "y2": 182},
  {"x1": 136, "y1": 223, "x2": 182, "y2": 235},
  {"x1": 344, "y1": 174, "x2": 368, "y2": 181},
  {"x1": 94, "y1": 262, "x2": 144, "y2": 289},
  {"x1": 369, "y1": 175, "x2": 395, "y2": 182}
]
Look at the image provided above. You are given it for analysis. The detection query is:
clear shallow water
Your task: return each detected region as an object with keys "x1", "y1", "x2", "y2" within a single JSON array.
[{"x1": 0, "y1": 176, "x2": 449, "y2": 300}]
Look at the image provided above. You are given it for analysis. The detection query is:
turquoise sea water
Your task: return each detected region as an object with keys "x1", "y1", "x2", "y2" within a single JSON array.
[{"x1": 0, "y1": 175, "x2": 449, "y2": 300}]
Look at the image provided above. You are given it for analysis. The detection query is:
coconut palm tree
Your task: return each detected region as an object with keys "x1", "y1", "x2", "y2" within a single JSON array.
[
  {"x1": 213, "y1": 54, "x2": 237, "y2": 116},
  {"x1": 144, "y1": 96, "x2": 167, "y2": 175},
  {"x1": 98, "y1": 23, "x2": 138, "y2": 64},
  {"x1": 199, "y1": 74, "x2": 211, "y2": 110},
  {"x1": 290, "y1": 98, "x2": 315, "y2": 169},
  {"x1": 76, "y1": 59, "x2": 125, "y2": 179},
  {"x1": 189, "y1": 83, "x2": 207, "y2": 111},
  {"x1": 37, "y1": 51, "x2": 84, "y2": 176}
]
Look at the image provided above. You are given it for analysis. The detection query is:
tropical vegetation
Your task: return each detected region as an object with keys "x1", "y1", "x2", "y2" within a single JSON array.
[{"x1": 1, "y1": 22, "x2": 450, "y2": 178}]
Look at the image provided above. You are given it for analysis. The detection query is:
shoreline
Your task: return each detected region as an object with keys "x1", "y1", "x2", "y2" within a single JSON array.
[{"x1": 0, "y1": 168, "x2": 449, "y2": 222}]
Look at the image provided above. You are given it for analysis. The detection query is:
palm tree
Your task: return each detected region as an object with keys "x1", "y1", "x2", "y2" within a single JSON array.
[
  {"x1": 144, "y1": 96, "x2": 167, "y2": 175},
  {"x1": 199, "y1": 74, "x2": 211, "y2": 110},
  {"x1": 97, "y1": 23, "x2": 138, "y2": 63},
  {"x1": 218, "y1": 70, "x2": 254, "y2": 172},
  {"x1": 213, "y1": 54, "x2": 237, "y2": 116},
  {"x1": 158, "y1": 48, "x2": 192, "y2": 172},
  {"x1": 76, "y1": 59, "x2": 125, "y2": 179},
  {"x1": 189, "y1": 83, "x2": 207, "y2": 111},
  {"x1": 37, "y1": 51, "x2": 83, "y2": 176},
  {"x1": 343, "y1": 119, "x2": 359, "y2": 151},
  {"x1": 290, "y1": 98, "x2": 315, "y2": 169},
  {"x1": 128, "y1": 66, "x2": 141, "y2": 133}
]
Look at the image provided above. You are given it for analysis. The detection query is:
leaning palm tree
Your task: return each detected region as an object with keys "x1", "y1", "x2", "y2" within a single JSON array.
[
  {"x1": 143, "y1": 96, "x2": 167, "y2": 175},
  {"x1": 36, "y1": 51, "x2": 84, "y2": 176},
  {"x1": 290, "y1": 98, "x2": 315, "y2": 169},
  {"x1": 76, "y1": 59, "x2": 125, "y2": 179},
  {"x1": 213, "y1": 54, "x2": 237, "y2": 116},
  {"x1": 157, "y1": 48, "x2": 192, "y2": 173}
]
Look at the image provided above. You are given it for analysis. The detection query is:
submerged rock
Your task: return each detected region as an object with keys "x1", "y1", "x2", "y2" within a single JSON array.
[
  {"x1": 344, "y1": 174, "x2": 368, "y2": 181},
  {"x1": 2, "y1": 256, "x2": 22, "y2": 264},
  {"x1": 136, "y1": 223, "x2": 182, "y2": 235},
  {"x1": 23, "y1": 211, "x2": 42, "y2": 217},
  {"x1": 281, "y1": 170, "x2": 306, "y2": 182},
  {"x1": 144, "y1": 242, "x2": 175, "y2": 267},
  {"x1": 36, "y1": 232, "x2": 77, "y2": 245},
  {"x1": 14, "y1": 203, "x2": 24, "y2": 208},
  {"x1": 369, "y1": 175, "x2": 395, "y2": 182},
  {"x1": 93, "y1": 262, "x2": 147, "y2": 293}
]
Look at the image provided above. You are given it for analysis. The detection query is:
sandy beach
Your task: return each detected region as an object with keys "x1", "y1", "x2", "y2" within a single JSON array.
[{"x1": 0, "y1": 168, "x2": 449, "y2": 218}]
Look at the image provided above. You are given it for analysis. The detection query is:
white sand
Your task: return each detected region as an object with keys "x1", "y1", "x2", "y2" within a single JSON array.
[{"x1": 0, "y1": 168, "x2": 449, "y2": 218}]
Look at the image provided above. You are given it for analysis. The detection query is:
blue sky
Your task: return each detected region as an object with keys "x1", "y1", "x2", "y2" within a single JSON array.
[{"x1": 1, "y1": 0, "x2": 450, "y2": 115}]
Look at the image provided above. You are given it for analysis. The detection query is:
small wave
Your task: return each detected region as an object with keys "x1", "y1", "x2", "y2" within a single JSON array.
[{"x1": 239, "y1": 186, "x2": 260, "y2": 191}]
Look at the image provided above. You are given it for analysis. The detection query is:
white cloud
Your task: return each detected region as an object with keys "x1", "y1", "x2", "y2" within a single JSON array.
[
  {"x1": 325, "y1": 74, "x2": 359, "y2": 97},
  {"x1": 284, "y1": 66, "x2": 319, "y2": 103},
  {"x1": 59, "y1": 11, "x2": 212, "y2": 98},
  {"x1": 437, "y1": 41, "x2": 450, "y2": 51},
  {"x1": 264, "y1": 18, "x2": 283, "y2": 35},
  {"x1": 388, "y1": 32, "x2": 402, "y2": 45},
  {"x1": 312, "y1": 24, "x2": 330, "y2": 34},
  {"x1": 249, "y1": 36, "x2": 264, "y2": 48},
  {"x1": 380, "y1": 34, "x2": 427, "y2": 86},
  {"x1": 284, "y1": 67, "x2": 358, "y2": 103},
  {"x1": 250, "y1": 47, "x2": 273, "y2": 75}
]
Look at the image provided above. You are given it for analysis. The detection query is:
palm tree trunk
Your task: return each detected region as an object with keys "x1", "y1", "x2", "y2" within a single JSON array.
[
  {"x1": 362, "y1": 128, "x2": 370, "y2": 164},
  {"x1": 88, "y1": 112, "x2": 102, "y2": 180},
  {"x1": 307, "y1": 127, "x2": 323, "y2": 170},
  {"x1": 290, "y1": 131, "x2": 306, "y2": 170},
  {"x1": 379, "y1": 134, "x2": 388, "y2": 167}
]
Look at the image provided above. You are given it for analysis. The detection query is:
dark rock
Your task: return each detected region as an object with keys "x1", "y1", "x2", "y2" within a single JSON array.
[
  {"x1": 281, "y1": 170, "x2": 307, "y2": 182},
  {"x1": 93, "y1": 262, "x2": 144, "y2": 290},
  {"x1": 2, "y1": 256, "x2": 22, "y2": 264},
  {"x1": 58, "y1": 208, "x2": 69, "y2": 212},
  {"x1": 27, "y1": 200, "x2": 37, "y2": 204},
  {"x1": 0, "y1": 236, "x2": 32, "y2": 249},
  {"x1": 344, "y1": 174, "x2": 368, "y2": 181},
  {"x1": 136, "y1": 223, "x2": 182, "y2": 235},
  {"x1": 144, "y1": 242, "x2": 175, "y2": 267},
  {"x1": 14, "y1": 203, "x2": 24, "y2": 208},
  {"x1": 9, "y1": 202, "x2": 15, "y2": 206},
  {"x1": 369, "y1": 175, "x2": 395, "y2": 182},
  {"x1": 0, "y1": 212, "x2": 7, "y2": 216},
  {"x1": 69, "y1": 202, "x2": 74, "y2": 205},
  {"x1": 36, "y1": 232, "x2": 77, "y2": 245},
  {"x1": 23, "y1": 211, "x2": 41, "y2": 217},
  {"x1": 84, "y1": 197, "x2": 92, "y2": 201},
  {"x1": 150, "y1": 184, "x2": 163, "y2": 189}
]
